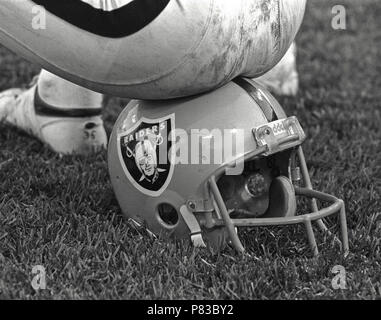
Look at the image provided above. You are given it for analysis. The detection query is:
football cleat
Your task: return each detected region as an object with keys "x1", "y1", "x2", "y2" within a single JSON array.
[{"x1": 0, "y1": 84, "x2": 107, "y2": 155}]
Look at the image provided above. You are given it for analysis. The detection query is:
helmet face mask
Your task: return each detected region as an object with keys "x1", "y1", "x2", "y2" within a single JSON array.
[
  {"x1": 108, "y1": 78, "x2": 349, "y2": 256},
  {"x1": 203, "y1": 144, "x2": 348, "y2": 255}
]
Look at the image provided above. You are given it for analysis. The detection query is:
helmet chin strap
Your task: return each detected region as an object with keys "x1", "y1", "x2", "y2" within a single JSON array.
[{"x1": 179, "y1": 205, "x2": 207, "y2": 248}]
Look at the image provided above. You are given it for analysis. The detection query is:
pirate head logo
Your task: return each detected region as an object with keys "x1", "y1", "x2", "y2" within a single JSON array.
[
  {"x1": 117, "y1": 114, "x2": 175, "y2": 197},
  {"x1": 127, "y1": 134, "x2": 166, "y2": 183}
]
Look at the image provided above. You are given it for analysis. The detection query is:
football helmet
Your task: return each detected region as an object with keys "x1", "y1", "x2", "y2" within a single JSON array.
[{"x1": 108, "y1": 78, "x2": 349, "y2": 255}]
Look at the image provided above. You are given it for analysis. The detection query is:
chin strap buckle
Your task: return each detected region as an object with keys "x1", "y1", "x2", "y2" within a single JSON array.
[
  {"x1": 253, "y1": 116, "x2": 306, "y2": 155},
  {"x1": 180, "y1": 205, "x2": 206, "y2": 248}
]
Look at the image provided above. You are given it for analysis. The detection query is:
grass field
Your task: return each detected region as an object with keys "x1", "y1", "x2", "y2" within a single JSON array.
[{"x1": 0, "y1": 0, "x2": 380, "y2": 300}]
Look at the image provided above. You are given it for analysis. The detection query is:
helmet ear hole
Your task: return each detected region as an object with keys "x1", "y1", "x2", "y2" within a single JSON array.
[
  {"x1": 263, "y1": 176, "x2": 296, "y2": 218},
  {"x1": 157, "y1": 203, "x2": 179, "y2": 228}
]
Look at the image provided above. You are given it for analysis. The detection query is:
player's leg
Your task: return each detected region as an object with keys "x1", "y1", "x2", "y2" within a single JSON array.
[
  {"x1": 0, "y1": 0, "x2": 306, "y2": 99},
  {"x1": 0, "y1": 69, "x2": 107, "y2": 154}
]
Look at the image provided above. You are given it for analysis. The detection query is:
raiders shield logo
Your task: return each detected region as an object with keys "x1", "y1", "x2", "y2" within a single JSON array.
[{"x1": 117, "y1": 114, "x2": 175, "y2": 197}]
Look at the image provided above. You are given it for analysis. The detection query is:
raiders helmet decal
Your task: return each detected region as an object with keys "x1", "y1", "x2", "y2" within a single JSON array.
[{"x1": 117, "y1": 114, "x2": 175, "y2": 197}]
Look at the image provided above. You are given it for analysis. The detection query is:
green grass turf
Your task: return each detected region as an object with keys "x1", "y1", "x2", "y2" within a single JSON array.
[{"x1": 0, "y1": 0, "x2": 380, "y2": 299}]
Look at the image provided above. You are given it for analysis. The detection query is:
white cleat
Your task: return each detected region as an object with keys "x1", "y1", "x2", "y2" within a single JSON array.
[
  {"x1": 0, "y1": 84, "x2": 107, "y2": 155},
  {"x1": 256, "y1": 42, "x2": 299, "y2": 96}
]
